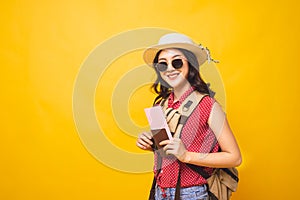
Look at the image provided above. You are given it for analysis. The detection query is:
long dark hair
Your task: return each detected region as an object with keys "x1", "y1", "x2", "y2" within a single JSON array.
[{"x1": 152, "y1": 48, "x2": 213, "y2": 104}]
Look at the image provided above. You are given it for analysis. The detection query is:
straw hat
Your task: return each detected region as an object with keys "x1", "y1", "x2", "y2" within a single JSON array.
[{"x1": 143, "y1": 33, "x2": 215, "y2": 67}]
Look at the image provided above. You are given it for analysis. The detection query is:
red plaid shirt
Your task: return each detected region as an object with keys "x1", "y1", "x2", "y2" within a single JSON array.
[{"x1": 154, "y1": 87, "x2": 220, "y2": 188}]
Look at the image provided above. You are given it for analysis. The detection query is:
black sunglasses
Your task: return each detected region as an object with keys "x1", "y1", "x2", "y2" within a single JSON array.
[{"x1": 155, "y1": 58, "x2": 186, "y2": 72}]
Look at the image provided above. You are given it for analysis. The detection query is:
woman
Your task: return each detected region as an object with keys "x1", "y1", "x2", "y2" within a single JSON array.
[{"x1": 136, "y1": 33, "x2": 242, "y2": 200}]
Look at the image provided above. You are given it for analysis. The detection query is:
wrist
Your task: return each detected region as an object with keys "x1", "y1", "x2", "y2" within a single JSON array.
[{"x1": 180, "y1": 151, "x2": 191, "y2": 163}]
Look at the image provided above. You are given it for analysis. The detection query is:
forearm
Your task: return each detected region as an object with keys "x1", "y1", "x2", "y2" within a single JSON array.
[{"x1": 181, "y1": 151, "x2": 242, "y2": 168}]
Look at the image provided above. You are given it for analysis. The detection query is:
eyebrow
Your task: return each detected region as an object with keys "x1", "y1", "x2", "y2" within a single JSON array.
[{"x1": 158, "y1": 54, "x2": 182, "y2": 61}]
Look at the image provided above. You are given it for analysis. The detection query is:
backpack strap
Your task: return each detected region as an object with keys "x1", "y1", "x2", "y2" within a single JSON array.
[
  {"x1": 173, "y1": 91, "x2": 207, "y2": 138},
  {"x1": 148, "y1": 152, "x2": 162, "y2": 200},
  {"x1": 160, "y1": 91, "x2": 207, "y2": 137},
  {"x1": 172, "y1": 91, "x2": 207, "y2": 200}
]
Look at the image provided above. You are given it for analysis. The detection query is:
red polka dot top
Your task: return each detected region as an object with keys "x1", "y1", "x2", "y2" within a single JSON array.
[{"x1": 154, "y1": 87, "x2": 220, "y2": 188}]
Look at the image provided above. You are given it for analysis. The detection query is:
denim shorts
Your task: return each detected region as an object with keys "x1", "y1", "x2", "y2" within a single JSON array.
[{"x1": 155, "y1": 184, "x2": 208, "y2": 200}]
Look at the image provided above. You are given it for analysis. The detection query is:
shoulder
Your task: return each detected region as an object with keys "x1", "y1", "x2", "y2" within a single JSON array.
[
  {"x1": 190, "y1": 92, "x2": 215, "y2": 118},
  {"x1": 196, "y1": 92, "x2": 215, "y2": 106},
  {"x1": 201, "y1": 96, "x2": 226, "y2": 116}
]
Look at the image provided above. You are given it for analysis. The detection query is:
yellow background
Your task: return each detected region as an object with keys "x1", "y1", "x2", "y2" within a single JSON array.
[{"x1": 1, "y1": 0, "x2": 300, "y2": 199}]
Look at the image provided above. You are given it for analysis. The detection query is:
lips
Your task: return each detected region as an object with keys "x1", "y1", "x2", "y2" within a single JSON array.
[{"x1": 166, "y1": 72, "x2": 180, "y2": 80}]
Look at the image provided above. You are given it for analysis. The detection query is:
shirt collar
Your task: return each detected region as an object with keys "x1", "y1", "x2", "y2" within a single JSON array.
[{"x1": 168, "y1": 86, "x2": 195, "y2": 108}]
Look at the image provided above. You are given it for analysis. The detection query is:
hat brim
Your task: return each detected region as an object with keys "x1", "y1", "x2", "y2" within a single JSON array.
[{"x1": 143, "y1": 43, "x2": 208, "y2": 67}]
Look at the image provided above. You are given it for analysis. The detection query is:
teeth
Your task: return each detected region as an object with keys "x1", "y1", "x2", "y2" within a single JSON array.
[
  {"x1": 167, "y1": 73, "x2": 179, "y2": 78},
  {"x1": 168, "y1": 74, "x2": 177, "y2": 78}
]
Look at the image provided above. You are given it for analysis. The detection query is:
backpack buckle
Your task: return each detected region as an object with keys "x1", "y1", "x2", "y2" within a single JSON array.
[{"x1": 182, "y1": 100, "x2": 193, "y2": 112}]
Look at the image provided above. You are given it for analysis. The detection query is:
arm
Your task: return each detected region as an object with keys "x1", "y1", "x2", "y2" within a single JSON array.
[
  {"x1": 161, "y1": 102, "x2": 242, "y2": 168},
  {"x1": 183, "y1": 117, "x2": 242, "y2": 168}
]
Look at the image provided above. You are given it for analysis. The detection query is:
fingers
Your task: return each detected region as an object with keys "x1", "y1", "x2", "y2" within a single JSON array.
[
  {"x1": 142, "y1": 131, "x2": 152, "y2": 140},
  {"x1": 159, "y1": 140, "x2": 171, "y2": 146},
  {"x1": 160, "y1": 138, "x2": 179, "y2": 147},
  {"x1": 162, "y1": 139, "x2": 175, "y2": 154},
  {"x1": 162, "y1": 138, "x2": 186, "y2": 159},
  {"x1": 136, "y1": 132, "x2": 153, "y2": 150}
]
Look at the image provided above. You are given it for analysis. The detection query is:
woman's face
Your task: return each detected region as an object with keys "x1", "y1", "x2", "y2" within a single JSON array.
[{"x1": 157, "y1": 48, "x2": 190, "y2": 90}]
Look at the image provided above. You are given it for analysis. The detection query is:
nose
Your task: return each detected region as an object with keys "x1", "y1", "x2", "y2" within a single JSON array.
[{"x1": 165, "y1": 61, "x2": 175, "y2": 71}]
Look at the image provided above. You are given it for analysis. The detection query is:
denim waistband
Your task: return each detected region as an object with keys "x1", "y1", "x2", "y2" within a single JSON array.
[{"x1": 155, "y1": 184, "x2": 208, "y2": 200}]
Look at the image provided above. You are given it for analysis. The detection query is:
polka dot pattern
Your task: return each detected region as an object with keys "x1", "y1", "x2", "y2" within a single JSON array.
[{"x1": 154, "y1": 87, "x2": 220, "y2": 188}]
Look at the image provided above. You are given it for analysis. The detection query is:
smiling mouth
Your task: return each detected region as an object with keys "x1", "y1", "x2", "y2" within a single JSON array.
[{"x1": 167, "y1": 72, "x2": 180, "y2": 79}]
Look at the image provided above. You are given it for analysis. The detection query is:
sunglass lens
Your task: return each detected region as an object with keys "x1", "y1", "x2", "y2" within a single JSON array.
[
  {"x1": 156, "y1": 62, "x2": 168, "y2": 72},
  {"x1": 172, "y1": 59, "x2": 183, "y2": 69}
]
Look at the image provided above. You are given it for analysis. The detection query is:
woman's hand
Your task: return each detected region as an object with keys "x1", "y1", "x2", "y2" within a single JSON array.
[
  {"x1": 136, "y1": 132, "x2": 153, "y2": 151},
  {"x1": 160, "y1": 138, "x2": 187, "y2": 162}
]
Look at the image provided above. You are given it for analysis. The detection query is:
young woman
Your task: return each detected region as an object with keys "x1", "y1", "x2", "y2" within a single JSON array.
[{"x1": 136, "y1": 33, "x2": 242, "y2": 200}]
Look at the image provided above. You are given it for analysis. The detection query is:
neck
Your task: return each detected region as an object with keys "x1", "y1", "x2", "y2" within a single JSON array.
[{"x1": 173, "y1": 82, "x2": 191, "y2": 101}]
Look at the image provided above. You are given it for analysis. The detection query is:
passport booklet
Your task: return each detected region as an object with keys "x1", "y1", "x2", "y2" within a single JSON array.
[{"x1": 144, "y1": 106, "x2": 172, "y2": 149}]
